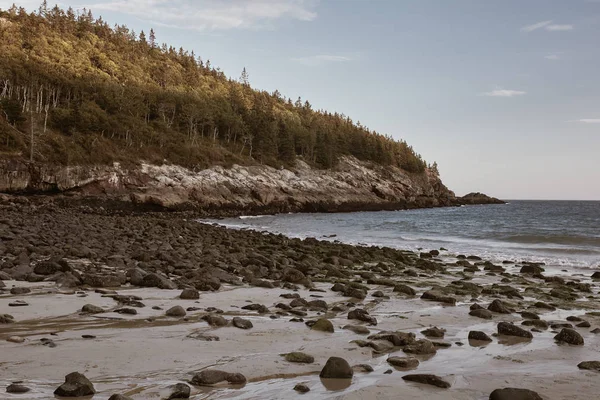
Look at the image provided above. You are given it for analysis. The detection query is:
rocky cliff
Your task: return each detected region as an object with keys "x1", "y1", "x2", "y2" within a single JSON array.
[{"x1": 0, "y1": 157, "x2": 484, "y2": 215}]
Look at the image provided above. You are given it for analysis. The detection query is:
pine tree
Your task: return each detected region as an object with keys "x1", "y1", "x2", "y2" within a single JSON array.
[
  {"x1": 149, "y1": 28, "x2": 156, "y2": 48},
  {"x1": 240, "y1": 67, "x2": 249, "y2": 86}
]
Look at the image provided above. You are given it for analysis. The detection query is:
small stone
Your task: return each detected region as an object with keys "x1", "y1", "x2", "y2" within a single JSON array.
[
  {"x1": 353, "y1": 364, "x2": 374, "y2": 372},
  {"x1": 202, "y1": 314, "x2": 228, "y2": 327},
  {"x1": 10, "y1": 287, "x2": 31, "y2": 295},
  {"x1": 554, "y1": 328, "x2": 584, "y2": 345},
  {"x1": 469, "y1": 309, "x2": 493, "y2": 320},
  {"x1": 348, "y1": 308, "x2": 377, "y2": 325},
  {"x1": 520, "y1": 311, "x2": 540, "y2": 320},
  {"x1": 232, "y1": 317, "x2": 253, "y2": 329},
  {"x1": 402, "y1": 374, "x2": 451, "y2": 389},
  {"x1": 384, "y1": 369, "x2": 393, "y2": 374},
  {"x1": 403, "y1": 339, "x2": 437, "y2": 355},
  {"x1": 421, "y1": 327, "x2": 445, "y2": 338},
  {"x1": 7, "y1": 336, "x2": 25, "y2": 343},
  {"x1": 577, "y1": 321, "x2": 591, "y2": 328},
  {"x1": 8, "y1": 300, "x2": 28, "y2": 307},
  {"x1": 6, "y1": 384, "x2": 31, "y2": 393},
  {"x1": 115, "y1": 308, "x2": 137, "y2": 315},
  {"x1": 283, "y1": 352, "x2": 314, "y2": 363},
  {"x1": 166, "y1": 306, "x2": 186, "y2": 317},
  {"x1": 294, "y1": 383, "x2": 310, "y2": 393},
  {"x1": 82, "y1": 335, "x2": 96, "y2": 339},
  {"x1": 488, "y1": 300, "x2": 512, "y2": 314},
  {"x1": 53, "y1": 372, "x2": 96, "y2": 397},
  {"x1": 319, "y1": 357, "x2": 353, "y2": 379}
]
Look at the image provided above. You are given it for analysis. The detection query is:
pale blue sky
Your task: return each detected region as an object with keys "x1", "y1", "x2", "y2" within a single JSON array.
[{"x1": 4, "y1": 0, "x2": 600, "y2": 200}]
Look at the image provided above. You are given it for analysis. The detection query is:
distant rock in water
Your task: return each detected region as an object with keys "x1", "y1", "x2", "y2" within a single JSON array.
[{"x1": 459, "y1": 192, "x2": 505, "y2": 205}]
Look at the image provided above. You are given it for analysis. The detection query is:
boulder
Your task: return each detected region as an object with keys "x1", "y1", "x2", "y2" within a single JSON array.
[
  {"x1": 166, "y1": 306, "x2": 186, "y2": 317},
  {"x1": 81, "y1": 304, "x2": 104, "y2": 314},
  {"x1": 489, "y1": 388, "x2": 543, "y2": 400},
  {"x1": 468, "y1": 331, "x2": 492, "y2": 342},
  {"x1": 497, "y1": 322, "x2": 533, "y2": 339},
  {"x1": 554, "y1": 328, "x2": 584, "y2": 345},
  {"x1": 578, "y1": 361, "x2": 600, "y2": 371},
  {"x1": 319, "y1": 357, "x2": 353, "y2": 379},
  {"x1": 232, "y1": 317, "x2": 253, "y2": 329},
  {"x1": 180, "y1": 288, "x2": 200, "y2": 300},
  {"x1": 387, "y1": 357, "x2": 419, "y2": 369},
  {"x1": 311, "y1": 318, "x2": 334, "y2": 333},
  {"x1": 53, "y1": 372, "x2": 96, "y2": 397}
]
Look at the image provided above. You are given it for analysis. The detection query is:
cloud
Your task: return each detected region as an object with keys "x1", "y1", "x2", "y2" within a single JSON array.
[
  {"x1": 545, "y1": 24, "x2": 573, "y2": 31},
  {"x1": 521, "y1": 20, "x2": 573, "y2": 32},
  {"x1": 482, "y1": 89, "x2": 527, "y2": 97},
  {"x1": 20, "y1": 0, "x2": 319, "y2": 31},
  {"x1": 544, "y1": 54, "x2": 560, "y2": 60},
  {"x1": 521, "y1": 20, "x2": 553, "y2": 32},
  {"x1": 576, "y1": 119, "x2": 600, "y2": 123},
  {"x1": 291, "y1": 54, "x2": 351, "y2": 66}
]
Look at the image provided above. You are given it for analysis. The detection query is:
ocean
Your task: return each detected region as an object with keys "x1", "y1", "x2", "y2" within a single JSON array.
[{"x1": 208, "y1": 200, "x2": 600, "y2": 271}]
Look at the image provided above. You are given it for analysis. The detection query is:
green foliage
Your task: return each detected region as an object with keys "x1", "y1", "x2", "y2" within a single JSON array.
[{"x1": 0, "y1": 3, "x2": 427, "y2": 173}]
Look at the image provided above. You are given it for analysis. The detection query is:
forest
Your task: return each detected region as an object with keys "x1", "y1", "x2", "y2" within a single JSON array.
[{"x1": 0, "y1": 2, "x2": 431, "y2": 173}]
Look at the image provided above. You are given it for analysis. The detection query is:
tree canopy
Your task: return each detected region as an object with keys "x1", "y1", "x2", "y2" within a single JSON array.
[{"x1": 0, "y1": 3, "x2": 428, "y2": 173}]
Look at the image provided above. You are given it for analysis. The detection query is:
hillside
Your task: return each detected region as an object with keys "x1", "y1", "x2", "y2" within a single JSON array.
[
  {"x1": 0, "y1": 3, "x2": 428, "y2": 173},
  {"x1": 0, "y1": 4, "x2": 502, "y2": 213}
]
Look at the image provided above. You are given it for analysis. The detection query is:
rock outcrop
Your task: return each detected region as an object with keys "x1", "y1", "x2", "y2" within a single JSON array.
[{"x1": 0, "y1": 157, "x2": 502, "y2": 215}]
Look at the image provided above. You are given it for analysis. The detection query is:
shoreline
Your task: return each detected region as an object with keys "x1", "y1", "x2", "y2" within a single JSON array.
[{"x1": 1, "y1": 203, "x2": 599, "y2": 399}]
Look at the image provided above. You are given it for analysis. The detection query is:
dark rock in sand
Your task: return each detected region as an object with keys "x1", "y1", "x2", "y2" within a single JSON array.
[
  {"x1": 53, "y1": 372, "x2": 96, "y2": 397},
  {"x1": 10, "y1": 287, "x2": 31, "y2": 295},
  {"x1": 8, "y1": 300, "x2": 28, "y2": 307},
  {"x1": 307, "y1": 299, "x2": 328, "y2": 310},
  {"x1": 421, "y1": 326, "x2": 445, "y2": 338},
  {"x1": 554, "y1": 328, "x2": 584, "y2": 345},
  {"x1": 387, "y1": 357, "x2": 419, "y2": 369},
  {"x1": 403, "y1": 339, "x2": 437, "y2": 355},
  {"x1": 202, "y1": 314, "x2": 228, "y2": 327},
  {"x1": 566, "y1": 316, "x2": 583, "y2": 322},
  {"x1": 470, "y1": 309, "x2": 493, "y2": 320},
  {"x1": 468, "y1": 331, "x2": 492, "y2": 342},
  {"x1": 489, "y1": 388, "x2": 543, "y2": 400},
  {"x1": 6, "y1": 384, "x2": 31, "y2": 393},
  {"x1": 284, "y1": 352, "x2": 314, "y2": 363},
  {"x1": 369, "y1": 332, "x2": 415, "y2": 346},
  {"x1": 402, "y1": 374, "x2": 451, "y2": 388},
  {"x1": 166, "y1": 305, "x2": 186, "y2": 317},
  {"x1": 319, "y1": 357, "x2": 353, "y2": 379},
  {"x1": 534, "y1": 301, "x2": 556, "y2": 311},
  {"x1": 421, "y1": 290, "x2": 456, "y2": 305},
  {"x1": 115, "y1": 307, "x2": 137, "y2": 315},
  {"x1": 311, "y1": 318, "x2": 334, "y2": 333},
  {"x1": 242, "y1": 303, "x2": 269, "y2": 313},
  {"x1": 521, "y1": 311, "x2": 540, "y2": 320},
  {"x1": 108, "y1": 394, "x2": 134, "y2": 400},
  {"x1": 343, "y1": 286, "x2": 367, "y2": 299},
  {"x1": 578, "y1": 361, "x2": 600, "y2": 371},
  {"x1": 348, "y1": 309, "x2": 377, "y2": 325},
  {"x1": 393, "y1": 284, "x2": 416, "y2": 296},
  {"x1": 81, "y1": 304, "x2": 104, "y2": 314},
  {"x1": 488, "y1": 299, "x2": 512, "y2": 314},
  {"x1": 343, "y1": 325, "x2": 370, "y2": 335},
  {"x1": 577, "y1": 321, "x2": 591, "y2": 328},
  {"x1": 353, "y1": 364, "x2": 374, "y2": 372},
  {"x1": 1, "y1": 314, "x2": 15, "y2": 324},
  {"x1": 282, "y1": 268, "x2": 306, "y2": 284},
  {"x1": 180, "y1": 288, "x2": 200, "y2": 300},
  {"x1": 497, "y1": 322, "x2": 533, "y2": 338},
  {"x1": 522, "y1": 320, "x2": 549, "y2": 329},
  {"x1": 141, "y1": 273, "x2": 177, "y2": 290},
  {"x1": 167, "y1": 383, "x2": 191, "y2": 399},
  {"x1": 294, "y1": 383, "x2": 310, "y2": 393},
  {"x1": 232, "y1": 317, "x2": 253, "y2": 329},
  {"x1": 520, "y1": 265, "x2": 545, "y2": 274},
  {"x1": 372, "y1": 290, "x2": 385, "y2": 298},
  {"x1": 550, "y1": 322, "x2": 573, "y2": 329},
  {"x1": 191, "y1": 370, "x2": 246, "y2": 386}
]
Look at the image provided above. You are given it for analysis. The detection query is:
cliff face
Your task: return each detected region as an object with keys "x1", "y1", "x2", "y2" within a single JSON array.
[{"x1": 0, "y1": 157, "x2": 461, "y2": 215}]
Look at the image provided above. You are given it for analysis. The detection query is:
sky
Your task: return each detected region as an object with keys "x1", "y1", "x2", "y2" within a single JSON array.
[{"x1": 2, "y1": 0, "x2": 600, "y2": 200}]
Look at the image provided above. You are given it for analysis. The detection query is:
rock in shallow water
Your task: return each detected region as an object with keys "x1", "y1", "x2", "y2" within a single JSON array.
[
  {"x1": 489, "y1": 388, "x2": 543, "y2": 400},
  {"x1": 180, "y1": 288, "x2": 200, "y2": 299},
  {"x1": 283, "y1": 352, "x2": 314, "y2": 363},
  {"x1": 402, "y1": 374, "x2": 451, "y2": 388},
  {"x1": 6, "y1": 383, "x2": 31, "y2": 393},
  {"x1": 166, "y1": 305, "x2": 186, "y2": 317},
  {"x1": 468, "y1": 331, "x2": 492, "y2": 342},
  {"x1": 294, "y1": 383, "x2": 310, "y2": 393},
  {"x1": 497, "y1": 322, "x2": 533, "y2": 339},
  {"x1": 319, "y1": 357, "x2": 353, "y2": 379},
  {"x1": 387, "y1": 357, "x2": 419, "y2": 369},
  {"x1": 191, "y1": 370, "x2": 246, "y2": 386},
  {"x1": 554, "y1": 328, "x2": 584, "y2": 345},
  {"x1": 311, "y1": 318, "x2": 334, "y2": 333},
  {"x1": 167, "y1": 383, "x2": 191, "y2": 399},
  {"x1": 53, "y1": 372, "x2": 96, "y2": 397},
  {"x1": 81, "y1": 304, "x2": 104, "y2": 314},
  {"x1": 232, "y1": 317, "x2": 253, "y2": 329}
]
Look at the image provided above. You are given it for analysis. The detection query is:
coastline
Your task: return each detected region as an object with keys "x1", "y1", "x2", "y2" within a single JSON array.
[{"x1": 1, "y1": 202, "x2": 599, "y2": 399}]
